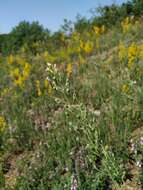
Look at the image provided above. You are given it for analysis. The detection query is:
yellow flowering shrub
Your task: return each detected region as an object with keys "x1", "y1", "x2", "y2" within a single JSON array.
[
  {"x1": 127, "y1": 42, "x2": 138, "y2": 68},
  {"x1": 9, "y1": 55, "x2": 31, "y2": 88},
  {"x1": 121, "y1": 17, "x2": 141, "y2": 34}
]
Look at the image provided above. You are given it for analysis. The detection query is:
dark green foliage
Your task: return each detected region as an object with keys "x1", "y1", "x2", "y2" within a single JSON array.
[
  {"x1": 0, "y1": 21, "x2": 50, "y2": 54},
  {"x1": 91, "y1": 0, "x2": 143, "y2": 27},
  {"x1": 0, "y1": 34, "x2": 9, "y2": 54},
  {"x1": 132, "y1": 0, "x2": 143, "y2": 16},
  {"x1": 74, "y1": 15, "x2": 90, "y2": 32}
]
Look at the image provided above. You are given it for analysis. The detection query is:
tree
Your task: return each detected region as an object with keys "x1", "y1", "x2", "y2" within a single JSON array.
[
  {"x1": 74, "y1": 15, "x2": 90, "y2": 33},
  {"x1": 4, "y1": 21, "x2": 50, "y2": 54}
]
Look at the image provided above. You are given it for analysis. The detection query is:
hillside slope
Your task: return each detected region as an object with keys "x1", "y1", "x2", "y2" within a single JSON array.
[{"x1": 0, "y1": 17, "x2": 143, "y2": 190}]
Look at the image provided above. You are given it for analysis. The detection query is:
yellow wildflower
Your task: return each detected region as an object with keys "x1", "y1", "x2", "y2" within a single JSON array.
[
  {"x1": 14, "y1": 75, "x2": 24, "y2": 87},
  {"x1": 66, "y1": 63, "x2": 72, "y2": 77},
  {"x1": 10, "y1": 68, "x2": 23, "y2": 87},
  {"x1": 83, "y1": 41, "x2": 93, "y2": 54},
  {"x1": 121, "y1": 17, "x2": 131, "y2": 33},
  {"x1": 118, "y1": 41, "x2": 126, "y2": 61},
  {"x1": 36, "y1": 80, "x2": 42, "y2": 96},
  {"x1": 80, "y1": 41, "x2": 93, "y2": 54},
  {"x1": 122, "y1": 84, "x2": 129, "y2": 93},
  {"x1": 7, "y1": 54, "x2": 14, "y2": 64},
  {"x1": 93, "y1": 25, "x2": 105, "y2": 36},
  {"x1": 48, "y1": 84, "x2": 53, "y2": 95},
  {"x1": 128, "y1": 42, "x2": 138, "y2": 68},
  {"x1": 22, "y1": 63, "x2": 31, "y2": 80},
  {"x1": 139, "y1": 43, "x2": 143, "y2": 60},
  {"x1": 93, "y1": 26, "x2": 100, "y2": 37},
  {"x1": 93, "y1": 25, "x2": 104, "y2": 49},
  {"x1": 0, "y1": 116, "x2": 6, "y2": 133},
  {"x1": 10, "y1": 68, "x2": 20, "y2": 78},
  {"x1": 44, "y1": 79, "x2": 53, "y2": 95}
]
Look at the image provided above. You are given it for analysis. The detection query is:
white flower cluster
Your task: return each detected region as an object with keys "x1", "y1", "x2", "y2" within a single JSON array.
[{"x1": 45, "y1": 62, "x2": 59, "y2": 90}]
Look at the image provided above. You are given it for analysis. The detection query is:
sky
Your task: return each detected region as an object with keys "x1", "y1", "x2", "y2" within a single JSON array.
[{"x1": 0, "y1": 0, "x2": 126, "y2": 34}]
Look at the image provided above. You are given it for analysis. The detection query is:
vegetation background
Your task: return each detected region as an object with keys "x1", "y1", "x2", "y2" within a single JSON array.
[{"x1": 0, "y1": 0, "x2": 143, "y2": 189}]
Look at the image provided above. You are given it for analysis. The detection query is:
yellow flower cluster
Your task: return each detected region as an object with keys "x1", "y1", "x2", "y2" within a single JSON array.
[
  {"x1": 66, "y1": 63, "x2": 72, "y2": 77},
  {"x1": 93, "y1": 25, "x2": 105, "y2": 37},
  {"x1": 127, "y1": 42, "x2": 138, "y2": 68},
  {"x1": 80, "y1": 41, "x2": 93, "y2": 54},
  {"x1": 7, "y1": 54, "x2": 14, "y2": 64},
  {"x1": 36, "y1": 79, "x2": 53, "y2": 97},
  {"x1": 121, "y1": 84, "x2": 129, "y2": 93},
  {"x1": 0, "y1": 116, "x2": 6, "y2": 133},
  {"x1": 121, "y1": 17, "x2": 132, "y2": 34},
  {"x1": 93, "y1": 25, "x2": 105, "y2": 49},
  {"x1": 10, "y1": 68, "x2": 23, "y2": 87},
  {"x1": 121, "y1": 17, "x2": 141, "y2": 34},
  {"x1": 22, "y1": 63, "x2": 31, "y2": 80},
  {"x1": 44, "y1": 79, "x2": 52, "y2": 95},
  {"x1": 118, "y1": 41, "x2": 142, "y2": 69},
  {"x1": 36, "y1": 80, "x2": 42, "y2": 96},
  {"x1": 9, "y1": 56, "x2": 31, "y2": 87},
  {"x1": 10, "y1": 62, "x2": 31, "y2": 87}
]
